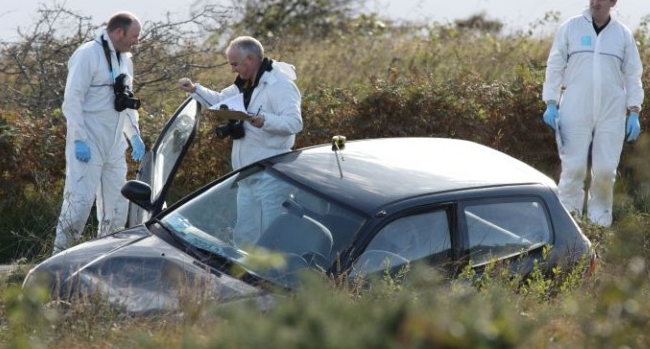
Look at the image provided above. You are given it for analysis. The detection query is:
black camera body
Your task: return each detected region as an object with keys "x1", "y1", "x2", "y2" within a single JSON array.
[
  {"x1": 214, "y1": 104, "x2": 245, "y2": 139},
  {"x1": 215, "y1": 119, "x2": 245, "y2": 139},
  {"x1": 114, "y1": 73, "x2": 141, "y2": 112}
]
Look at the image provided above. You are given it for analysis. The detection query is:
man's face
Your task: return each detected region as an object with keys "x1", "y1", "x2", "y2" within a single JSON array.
[
  {"x1": 113, "y1": 21, "x2": 141, "y2": 53},
  {"x1": 590, "y1": 0, "x2": 617, "y2": 20},
  {"x1": 227, "y1": 49, "x2": 256, "y2": 81}
]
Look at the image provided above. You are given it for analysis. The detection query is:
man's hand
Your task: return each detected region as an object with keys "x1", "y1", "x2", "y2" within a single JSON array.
[
  {"x1": 626, "y1": 112, "x2": 641, "y2": 142},
  {"x1": 249, "y1": 114, "x2": 265, "y2": 128},
  {"x1": 543, "y1": 103, "x2": 559, "y2": 129},
  {"x1": 178, "y1": 78, "x2": 195, "y2": 93},
  {"x1": 130, "y1": 134, "x2": 145, "y2": 162},
  {"x1": 74, "y1": 140, "x2": 91, "y2": 162}
]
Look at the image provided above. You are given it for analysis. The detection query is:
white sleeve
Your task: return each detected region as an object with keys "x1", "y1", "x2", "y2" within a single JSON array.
[
  {"x1": 622, "y1": 30, "x2": 644, "y2": 110},
  {"x1": 542, "y1": 23, "x2": 569, "y2": 104},
  {"x1": 122, "y1": 56, "x2": 141, "y2": 139},
  {"x1": 62, "y1": 47, "x2": 95, "y2": 141},
  {"x1": 192, "y1": 84, "x2": 240, "y2": 108}
]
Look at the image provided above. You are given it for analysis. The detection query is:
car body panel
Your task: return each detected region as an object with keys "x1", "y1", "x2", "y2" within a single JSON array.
[{"x1": 27, "y1": 225, "x2": 270, "y2": 314}]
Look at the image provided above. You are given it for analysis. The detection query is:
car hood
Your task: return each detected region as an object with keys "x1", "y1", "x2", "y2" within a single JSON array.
[{"x1": 23, "y1": 225, "x2": 274, "y2": 315}]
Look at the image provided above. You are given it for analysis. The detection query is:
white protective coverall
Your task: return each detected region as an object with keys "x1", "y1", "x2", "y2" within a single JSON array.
[
  {"x1": 54, "y1": 29, "x2": 142, "y2": 251},
  {"x1": 542, "y1": 10, "x2": 644, "y2": 226},
  {"x1": 191, "y1": 60, "x2": 303, "y2": 245}
]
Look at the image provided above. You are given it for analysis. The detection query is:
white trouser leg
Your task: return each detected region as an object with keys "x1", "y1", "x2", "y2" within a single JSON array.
[
  {"x1": 96, "y1": 158, "x2": 128, "y2": 236},
  {"x1": 557, "y1": 118, "x2": 592, "y2": 218},
  {"x1": 587, "y1": 116, "x2": 625, "y2": 227},
  {"x1": 54, "y1": 161, "x2": 101, "y2": 252},
  {"x1": 233, "y1": 173, "x2": 293, "y2": 247},
  {"x1": 234, "y1": 183, "x2": 262, "y2": 247}
]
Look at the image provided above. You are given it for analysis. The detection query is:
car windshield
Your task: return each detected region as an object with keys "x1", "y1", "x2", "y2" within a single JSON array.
[{"x1": 158, "y1": 164, "x2": 365, "y2": 286}]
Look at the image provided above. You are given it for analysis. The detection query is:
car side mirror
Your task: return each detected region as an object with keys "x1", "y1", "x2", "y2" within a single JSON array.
[{"x1": 121, "y1": 180, "x2": 154, "y2": 211}]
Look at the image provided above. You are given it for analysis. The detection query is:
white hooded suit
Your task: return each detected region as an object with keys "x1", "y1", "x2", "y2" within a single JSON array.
[
  {"x1": 55, "y1": 29, "x2": 142, "y2": 250},
  {"x1": 190, "y1": 60, "x2": 303, "y2": 245},
  {"x1": 542, "y1": 10, "x2": 643, "y2": 226}
]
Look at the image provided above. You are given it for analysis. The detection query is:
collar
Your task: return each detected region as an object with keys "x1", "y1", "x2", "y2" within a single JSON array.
[
  {"x1": 583, "y1": 8, "x2": 617, "y2": 26},
  {"x1": 234, "y1": 57, "x2": 274, "y2": 91}
]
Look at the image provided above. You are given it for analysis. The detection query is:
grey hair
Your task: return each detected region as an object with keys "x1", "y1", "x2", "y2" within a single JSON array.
[{"x1": 227, "y1": 36, "x2": 264, "y2": 60}]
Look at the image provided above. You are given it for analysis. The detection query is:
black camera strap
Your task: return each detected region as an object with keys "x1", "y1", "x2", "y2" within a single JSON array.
[
  {"x1": 234, "y1": 57, "x2": 273, "y2": 109},
  {"x1": 101, "y1": 37, "x2": 111, "y2": 73},
  {"x1": 100, "y1": 35, "x2": 121, "y2": 76},
  {"x1": 100, "y1": 36, "x2": 113, "y2": 76}
]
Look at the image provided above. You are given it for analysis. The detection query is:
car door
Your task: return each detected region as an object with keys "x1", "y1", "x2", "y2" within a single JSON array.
[
  {"x1": 349, "y1": 207, "x2": 455, "y2": 279},
  {"x1": 457, "y1": 196, "x2": 553, "y2": 274},
  {"x1": 126, "y1": 96, "x2": 201, "y2": 226}
]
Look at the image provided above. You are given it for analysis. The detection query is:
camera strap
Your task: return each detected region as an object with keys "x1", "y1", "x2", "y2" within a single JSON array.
[
  {"x1": 100, "y1": 36, "x2": 112, "y2": 73},
  {"x1": 100, "y1": 35, "x2": 121, "y2": 81},
  {"x1": 234, "y1": 57, "x2": 273, "y2": 109}
]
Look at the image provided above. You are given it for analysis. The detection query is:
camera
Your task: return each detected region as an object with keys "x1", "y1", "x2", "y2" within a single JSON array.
[
  {"x1": 215, "y1": 119, "x2": 245, "y2": 139},
  {"x1": 114, "y1": 73, "x2": 141, "y2": 112}
]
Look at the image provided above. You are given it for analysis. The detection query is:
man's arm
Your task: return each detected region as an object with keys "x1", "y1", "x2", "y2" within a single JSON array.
[
  {"x1": 62, "y1": 47, "x2": 95, "y2": 142},
  {"x1": 622, "y1": 29, "x2": 644, "y2": 112},
  {"x1": 258, "y1": 79, "x2": 303, "y2": 135},
  {"x1": 542, "y1": 23, "x2": 570, "y2": 104}
]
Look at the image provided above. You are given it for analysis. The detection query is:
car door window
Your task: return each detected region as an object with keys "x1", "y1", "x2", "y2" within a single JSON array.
[
  {"x1": 352, "y1": 210, "x2": 451, "y2": 276},
  {"x1": 151, "y1": 100, "x2": 198, "y2": 201},
  {"x1": 464, "y1": 199, "x2": 551, "y2": 265}
]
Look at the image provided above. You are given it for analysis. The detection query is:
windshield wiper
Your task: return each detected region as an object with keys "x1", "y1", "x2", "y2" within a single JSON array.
[{"x1": 153, "y1": 218, "x2": 212, "y2": 262}]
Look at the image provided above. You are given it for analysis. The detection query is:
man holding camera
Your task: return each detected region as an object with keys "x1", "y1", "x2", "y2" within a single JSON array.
[
  {"x1": 178, "y1": 36, "x2": 303, "y2": 246},
  {"x1": 54, "y1": 11, "x2": 146, "y2": 253}
]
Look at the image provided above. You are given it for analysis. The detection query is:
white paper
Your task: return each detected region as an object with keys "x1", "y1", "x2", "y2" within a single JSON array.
[
  {"x1": 554, "y1": 123, "x2": 563, "y2": 150},
  {"x1": 209, "y1": 93, "x2": 247, "y2": 112}
]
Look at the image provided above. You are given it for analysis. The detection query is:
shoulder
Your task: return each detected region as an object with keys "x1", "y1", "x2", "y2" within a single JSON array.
[
  {"x1": 554, "y1": 14, "x2": 585, "y2": 38},
  {"x1": 612, "y1": 19, "x2": 634, "y2": 37},
  {"x1": 272, "y1": 61, "x2": 298, "y2": 80},
  {"x1": 69, "y1": 39, "x2": 103, "y2": 63},
  {"x1": 261, "y1": 63, "x2": 297, "y2": 88},
  {"x1": 561, "y1": 12, "x2": 586, "y2": 27}
]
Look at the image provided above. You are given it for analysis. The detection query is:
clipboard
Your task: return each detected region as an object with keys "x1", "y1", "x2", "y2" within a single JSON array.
[
  {"x1": 209, "y1": 109, "x2": 251, "y2": 121},
  {"x1": 207, "y1": 93, "x2": 250, "y2": 120}
]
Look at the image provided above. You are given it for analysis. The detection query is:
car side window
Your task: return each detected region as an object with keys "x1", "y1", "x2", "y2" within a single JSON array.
[
  {"x1": 464, "y1": 199, "x2": 551, "y2": 265},
  {"x1": 352, "y1": 210, "x2": 451, "y2": 276}
]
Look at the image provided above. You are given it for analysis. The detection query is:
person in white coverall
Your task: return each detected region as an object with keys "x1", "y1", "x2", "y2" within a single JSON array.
[
  {"x1": 54, "y1": 12, "x2": 146, "y2": 253},
  {"x1": 178, "y1": 36, "x2": 303, "y2": 246},
  {"x1": 542, "y1": 0, "x2": 644, "y2": 227}
]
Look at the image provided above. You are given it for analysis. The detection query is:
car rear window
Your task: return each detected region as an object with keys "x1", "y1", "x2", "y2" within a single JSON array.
[{"x1": 464, "y1": 198, "x2": 551, "y2": 265}]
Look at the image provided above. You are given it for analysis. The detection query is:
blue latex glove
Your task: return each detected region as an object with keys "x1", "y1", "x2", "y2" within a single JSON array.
[
  {"x1": 130, "y1": 134, "x2": 145, "y2": 162},
  {"x1": 626, "y1": 112, "x2": 640, "y2": 142},
  {"x1": 74, "y1": 140, "x2": 91, "y2": 163},
  {"x1": 543, "y1": 103, "x2": 559, "y2": 129}
]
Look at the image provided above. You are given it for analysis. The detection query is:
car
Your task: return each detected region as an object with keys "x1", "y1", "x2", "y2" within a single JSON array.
[{"x1": 23, "y1": 97, "x2": 595, "y2": 314}]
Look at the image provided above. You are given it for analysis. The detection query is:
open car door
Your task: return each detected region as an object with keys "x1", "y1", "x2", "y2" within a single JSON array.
[{"x1": 126, "y1": 96, "x2": 201, "y2": 226}]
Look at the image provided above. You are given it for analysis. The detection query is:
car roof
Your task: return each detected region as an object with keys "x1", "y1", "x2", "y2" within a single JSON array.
[{"x1": 268, "y1": 137, "x2": 556, "y2": 212}]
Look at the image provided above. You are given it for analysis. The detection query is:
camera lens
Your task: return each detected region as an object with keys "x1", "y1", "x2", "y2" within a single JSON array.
[{"x1": 214, "y1": 124, "x2": 230, "y2": 139}]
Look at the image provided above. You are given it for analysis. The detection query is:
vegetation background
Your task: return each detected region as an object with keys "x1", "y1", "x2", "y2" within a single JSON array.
[{"x1": 1, "y1": 0, "x2": 650, "y2": 348}]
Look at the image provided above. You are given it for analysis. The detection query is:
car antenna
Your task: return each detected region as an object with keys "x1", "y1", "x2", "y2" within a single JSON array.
[{"x1": 331, "y1": 135, "x2": 346, "y2": 178}]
